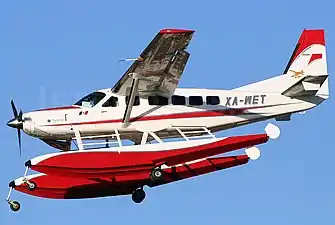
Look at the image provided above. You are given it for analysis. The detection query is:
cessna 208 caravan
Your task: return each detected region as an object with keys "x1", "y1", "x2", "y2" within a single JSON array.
[
  {"x1": 5, "y1": 28, "x2": 329, "y2": 212},
  {"x1": 7, "y1": 28, "x2": 329, "y2": 153}
]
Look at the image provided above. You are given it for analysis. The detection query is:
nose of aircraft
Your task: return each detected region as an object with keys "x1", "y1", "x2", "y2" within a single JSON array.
[{"x1": 7, "y1": 118, "x2": 23, "y2": 129}]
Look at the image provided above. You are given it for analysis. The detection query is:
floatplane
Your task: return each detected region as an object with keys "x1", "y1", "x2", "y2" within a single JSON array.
[{"x1": 5, "y1": 28, "x2": 329, "y2": 211}]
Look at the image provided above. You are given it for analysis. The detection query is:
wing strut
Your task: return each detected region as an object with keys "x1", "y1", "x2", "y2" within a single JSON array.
[{"x1": 122, "y1": 73, "x2": 140, "y2": 124}]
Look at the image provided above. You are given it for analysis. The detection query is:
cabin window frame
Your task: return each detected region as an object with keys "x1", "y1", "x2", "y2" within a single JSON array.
[
  {"x1": 171, "y1": 95, "x2": 186, "y2": 105},
  {"x1": 189, "y1": 96, "x2": 203, "y2": 106},
  {"x1": 206, "y1": 96, "x2": 220, "y2": 105},
  {"x1": 148, "y1": 96, "x2": 169, "y2": 106}
]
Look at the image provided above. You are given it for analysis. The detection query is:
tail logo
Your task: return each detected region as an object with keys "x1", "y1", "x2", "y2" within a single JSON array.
[{"x1": 289, "y1": 70, "x2": 304, "y2": 78}]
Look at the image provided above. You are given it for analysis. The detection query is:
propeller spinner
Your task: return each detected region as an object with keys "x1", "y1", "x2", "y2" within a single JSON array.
[{"x1": 7, "y1": 100, "x2": 24, "y2": 156}]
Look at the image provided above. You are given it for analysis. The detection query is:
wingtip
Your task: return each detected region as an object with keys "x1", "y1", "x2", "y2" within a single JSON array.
[{"x1": 159, "y1": 28, "x2": 195, "y2": 34}]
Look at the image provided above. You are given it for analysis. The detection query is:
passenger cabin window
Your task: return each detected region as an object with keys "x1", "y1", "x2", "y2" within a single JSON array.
[
  {"x1": 125, "y1": 96, "x2": 140, "y2": 106},
  {"x1": 206, "y1": 96, "x2": 220, "y2": 105},
  {"x1": 102, "y1": 96, "x2": 118, "y2": 107},
  {"x1": 148, "y1": 96, "x2": 168, "y2": 105},
  {"x1": 74, "y1": 92, "x2": 106, "y2": 108},
  {"x1": 189, "y1": 96, "x2": 203, "y2": 106},
  {"x1": 171, "y1": 95, "x2": 186, "y2": 105}
]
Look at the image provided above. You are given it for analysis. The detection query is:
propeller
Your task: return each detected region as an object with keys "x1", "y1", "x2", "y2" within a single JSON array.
[{"x1": 7, "y1": 100, "x2": 24, "y2": 156}]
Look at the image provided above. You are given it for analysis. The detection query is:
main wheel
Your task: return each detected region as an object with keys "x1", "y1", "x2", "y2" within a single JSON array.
[
  {"x1": 26, "y1": 181, "x2": 37, "y2": 191},
  {"x1": 9, "y1": 201, "x2": 20, "y2": 212},
  {"x1": 132, "y1": 189, "x2": 146, "y2": 203},
  {"x1": 150, "y1": 168, "x2": 164, "y2": 183}
]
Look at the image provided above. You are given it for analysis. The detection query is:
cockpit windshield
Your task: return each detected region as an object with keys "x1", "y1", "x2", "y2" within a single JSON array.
[{"x1": 74, "y1": 92, "x2": 106, "y2": 107}]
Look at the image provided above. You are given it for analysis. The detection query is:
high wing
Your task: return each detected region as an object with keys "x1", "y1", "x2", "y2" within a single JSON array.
[{"x1": 111, "y1": 28, "x2": 195, "y2": 98}]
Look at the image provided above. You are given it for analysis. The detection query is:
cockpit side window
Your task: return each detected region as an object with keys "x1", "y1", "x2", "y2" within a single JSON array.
[
  {"x1": 74, "y1": 92, "x2": 106, "y2": 107},
  {"x1": 102, "y1": 96, "x2": 118, "y2": 107}
]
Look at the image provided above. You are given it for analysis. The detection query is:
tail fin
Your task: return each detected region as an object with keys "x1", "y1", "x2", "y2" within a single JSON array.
[
  {"x1": 235, "y1": 29, "x2": 329, "y2": 98},
  {"x1": 283, "y1": 29, "x2": 327, "y2": 77}
]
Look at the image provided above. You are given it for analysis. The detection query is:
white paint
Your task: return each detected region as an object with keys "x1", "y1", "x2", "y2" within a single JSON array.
[
  {"x1": 245, "y1": 146, "x2": 261, "y2": 160},
  {"x1": 265, "y1": 123, "x2": 280, "y2": 140},
  {"x1": 13, "y1": 174, "x2": 45, "y2": 186}
]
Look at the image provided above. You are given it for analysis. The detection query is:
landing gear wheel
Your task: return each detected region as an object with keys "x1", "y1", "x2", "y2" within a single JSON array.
[
  {"x1": 26, "y1": 181, "x2": 37, "y2": 191},
  {"x1": 9, "y1": 200, "x2": 20, "y2": 212},
  {"x1": 150, "y1": 168, "x2": 164, "y2": 183},
  {"x1": 132, "y1": 188, "x2": 146, "y2": 203}
]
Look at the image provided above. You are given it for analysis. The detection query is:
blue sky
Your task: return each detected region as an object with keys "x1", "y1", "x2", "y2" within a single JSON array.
[{"x1": 0, "y1": 0, "x2": 334, "y2": 224}]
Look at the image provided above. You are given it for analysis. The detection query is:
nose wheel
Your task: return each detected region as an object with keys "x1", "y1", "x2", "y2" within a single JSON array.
[
  {"x1": 6, "y1": 186, "x2": 21, "y2": 212},
  {"x1": 5, "y1": 166, "x2": 35, "y2": 212},
  {"x1": 8, "y1": 200, "x2": 20, "y2": 212},
  {"x1": 25, "y1": 180, "x2": 37, "y2": 191},
  {"x1": 21, "y1": 166, "x2": 37, "y2": 191}
]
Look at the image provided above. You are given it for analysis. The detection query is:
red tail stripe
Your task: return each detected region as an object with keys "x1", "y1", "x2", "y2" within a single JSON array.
[{"x1": 291, "y1": 29, "x2": 325, "y2": 64}]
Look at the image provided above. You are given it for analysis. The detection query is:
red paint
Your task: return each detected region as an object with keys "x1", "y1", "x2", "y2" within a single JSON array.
[
  {"x1": 36, "y1": 106, "x2": 80, "y2": 111},
  {"x1": 29, "y1": 134, "x2": 268, "y2": 179},
  {"x1": 14, "y1": 155, "x2": 249, "y2": 199},
  {"x1": 290, "y1": 29, "x2": 325, "y2": 65},
  {"x1": 160, "y1": 29, "x2": 194, "y2": 34},
  {"x1": 44, "y1": 107, "x2": 262, "y2": 127},
  {"x1": 308, "y1": 53, "x2": 323, "y2": 65}
]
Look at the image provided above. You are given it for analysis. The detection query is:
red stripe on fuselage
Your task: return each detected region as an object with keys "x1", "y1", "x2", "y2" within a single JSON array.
[{"x1": 43, "y1": 107, "x2": 254, "y2": 127}]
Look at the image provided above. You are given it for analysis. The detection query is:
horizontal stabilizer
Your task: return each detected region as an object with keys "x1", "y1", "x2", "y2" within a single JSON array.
[{"x1": 282, "y1": 75, "x2": 328, "y2": 97}]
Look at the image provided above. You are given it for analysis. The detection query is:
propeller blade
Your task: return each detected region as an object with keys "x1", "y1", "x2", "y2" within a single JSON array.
[
  {"x1": 11, "y1": 100, "x2": 18, "y2": 118},
  {"x1": 17, "y1": 129, "x2": 22, "y2": 157},
  {"x1": 9, "y1": 99, "x2": 24, "y2": 156},
  {"x1": 18, "y1": 110, "x2": 23, "y2": 122}
]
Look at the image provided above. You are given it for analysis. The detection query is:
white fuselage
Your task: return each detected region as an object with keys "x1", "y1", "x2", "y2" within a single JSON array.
[{"x1": 21, "y1": 87, "x2": 320, "y2": 141}]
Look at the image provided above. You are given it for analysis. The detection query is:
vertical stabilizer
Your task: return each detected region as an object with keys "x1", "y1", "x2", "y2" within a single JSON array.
[
  {"x1": 235, "y1": 29, "x2": 329, "y2": 97},
  {"x1": 283, "y1": 29, "x2": 327, "y2": 77}
]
